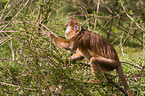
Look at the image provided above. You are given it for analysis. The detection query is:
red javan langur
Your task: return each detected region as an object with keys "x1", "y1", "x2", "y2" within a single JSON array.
[{"x1": 47, "y1": 17, "x2": 133, "y2": 96}]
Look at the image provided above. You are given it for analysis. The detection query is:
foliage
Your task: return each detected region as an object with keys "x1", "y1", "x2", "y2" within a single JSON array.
[{"x1": 0, "y1": 0, "x2": 145, "y2": 95}]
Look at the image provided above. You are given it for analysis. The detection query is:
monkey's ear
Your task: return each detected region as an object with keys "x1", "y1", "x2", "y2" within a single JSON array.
[
  {"x1": 65, "y1": 22, "x2": 68, "y2": 26},
  {"x1": 71, "y1": 16, "x2": 78, "y2": 24},
  {"x1": 74, "y1": 25, "x2": 79, "y2": 31},
  {"x1": 74, "y1": 25, "x2": 81, "y2": 32}
]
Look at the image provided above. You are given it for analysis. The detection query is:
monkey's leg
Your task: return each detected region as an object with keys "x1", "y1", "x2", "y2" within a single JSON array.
[
  {"x1": 90, "y1": 57, "x2": 133, "y2": 96},
  {"x1": 69, "y1": 51, "x2": 84, "y2": 62},
  {"x1": 88, "y1": 60, "x2": 104, "y2": 84},
  {"x1": 89, "y1": 56, "x2": 119, "y2": 84},
  {"x1": 90, "y1": 56, "x2": 119, "y2": 72}
]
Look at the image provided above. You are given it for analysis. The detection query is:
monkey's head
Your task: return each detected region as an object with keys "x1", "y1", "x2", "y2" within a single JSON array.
[{"x1": 65, "y1": 17, "x2": 81, "y2": 39}]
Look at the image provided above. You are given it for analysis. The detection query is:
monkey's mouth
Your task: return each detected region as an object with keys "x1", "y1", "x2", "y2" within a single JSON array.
[{"x1": 65, "y1": 31, "x2": 75, "y2": 39}]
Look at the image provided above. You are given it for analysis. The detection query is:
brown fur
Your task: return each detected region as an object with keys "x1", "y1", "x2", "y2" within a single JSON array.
[{"x1": 49, "y1": 18, "x2": 133, "y2": 96}]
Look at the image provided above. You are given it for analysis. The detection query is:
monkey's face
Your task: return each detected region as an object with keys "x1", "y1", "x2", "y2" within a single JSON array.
[
  {"x1": 65, "y1": 25, "x2": 77, "y2": 39},
  {"x1": 65, "y1": 17, "x2": 81, "y2": 39}
]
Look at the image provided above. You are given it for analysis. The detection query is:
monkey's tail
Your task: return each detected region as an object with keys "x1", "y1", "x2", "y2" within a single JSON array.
[{"x1": 116, "y1": 65, "x2": 133, "y2": 96}]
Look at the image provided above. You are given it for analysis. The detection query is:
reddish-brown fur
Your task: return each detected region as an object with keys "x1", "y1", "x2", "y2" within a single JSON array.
[{"x1": 49, "y1": 18, "x2": 133, "y2": 96}]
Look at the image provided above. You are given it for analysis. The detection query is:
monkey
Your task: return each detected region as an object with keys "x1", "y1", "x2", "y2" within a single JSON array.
[{"x1": 48, "y1": 17, "x2": 133, "y2": 96}]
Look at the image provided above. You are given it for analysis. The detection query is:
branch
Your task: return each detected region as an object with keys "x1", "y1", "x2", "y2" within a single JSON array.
[
  {"x1": 113, "y1": 24, "x2": 143, "y2": 43},
  {"x1": 98, "y1": 16, "x2": 129, "y2": 33},
  {"x1": 0, "y1": 57, "x2": 25, "y2": 66},
  {"x1": 0, "y1": 82, "x2": 19, "y2": 87},
  {"x1": 120, "y1": 0, "x2": 145, "y2": 32},
  {"x1": 40, "y1": 23, "x2": 56, "y2": 37},
  {"x1": 104, "y1": 74, "x2": 127, "y2": 96},
  {"x1": 121, "y1": 60, "x2": 145, "y2": 71},
  {"x1": 2, "y1": 0, "x2": 30, "y2": 30}
]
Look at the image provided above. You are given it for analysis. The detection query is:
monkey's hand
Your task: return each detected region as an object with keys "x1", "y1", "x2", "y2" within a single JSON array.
[
  {"x1": 42, "y1": 30, "x2": 57, "y2": 38},
  {"x1": 50, "y1": 33, "x2": 55, "y2": 39},
  {"x1": 49, "y1": 33, "x2": 59, "y2": 41}
]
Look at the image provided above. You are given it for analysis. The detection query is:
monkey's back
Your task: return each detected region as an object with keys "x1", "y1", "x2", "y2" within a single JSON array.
[{"x1": 74, "y1": 30, "x2": 120, "y2": 62}]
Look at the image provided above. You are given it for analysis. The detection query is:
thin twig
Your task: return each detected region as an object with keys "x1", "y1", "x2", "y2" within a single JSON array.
[
  {"x1": 113, "y1": 24, "x2": 143, "y2": 43},
  {"x1": 40, "y1": 23, "x2": 56, "y2": 36},
  {"x1": 0, "y1": 57, "x2": 25, "y2": 66},
  {"x1": 121, "y1": 60, "x2": 144, "y2": 70},
  {"x1": 104, "y1": 74, "x2": 127, "y2": 96},
  {"x1": 120, "y1": 0, "x2": 145, "y2": 32},
  {"x1": 0, "y1": 82, "x2": 19, "y2": 87},
  {"x1": 98, "y1": 16, "x2": 116, "y2": 33},
  {"x1": 2, "y1": 0, "x2": 21, "y2": 22},
  {"x1": 2, "y1": 0, "x2": 30, "y2": 30}
]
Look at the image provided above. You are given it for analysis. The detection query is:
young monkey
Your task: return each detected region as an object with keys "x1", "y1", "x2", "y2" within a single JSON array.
[{"x1": 49, "y1": 17, "x2": 133, "y2": 96}]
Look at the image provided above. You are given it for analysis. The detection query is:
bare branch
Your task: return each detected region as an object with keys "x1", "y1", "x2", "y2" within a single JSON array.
[
  {"x1": 120, "y1": 0, "x2": 145, "y2": 32},
  {"x1": 121, "y1": 60, "x2": 144, "y2": 70},
  {"x1": 0, "y1": 57, "x2": 25, "y2": 66}
]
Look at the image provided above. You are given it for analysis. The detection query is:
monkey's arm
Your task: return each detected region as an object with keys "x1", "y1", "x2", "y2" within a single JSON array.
[
  {"x1": 50, "y1": 33, "x2": 77, "y2": 51},
  {"x1": 69, "y1": 51, "x2": 84, "y2": 62}
]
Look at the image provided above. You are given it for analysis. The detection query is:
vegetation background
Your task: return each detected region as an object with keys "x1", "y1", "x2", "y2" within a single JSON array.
[{"x1": 0, "y1": 0, "x2": 145, "y2": 95}]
